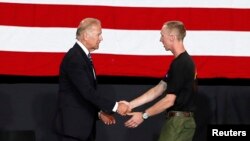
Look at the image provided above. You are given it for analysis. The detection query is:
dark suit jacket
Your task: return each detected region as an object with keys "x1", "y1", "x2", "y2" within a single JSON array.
[{"x1": 54, "y1": 43, "x2": 116, "y2": 140}]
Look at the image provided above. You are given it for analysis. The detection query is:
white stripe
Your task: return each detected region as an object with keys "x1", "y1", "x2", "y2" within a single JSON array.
[
  {"x1": 1, "y1": 0, "x2": 250, "y2": 8},
  {"x1": 0, "y1": 26, "x2": 250, "y2": 57}
]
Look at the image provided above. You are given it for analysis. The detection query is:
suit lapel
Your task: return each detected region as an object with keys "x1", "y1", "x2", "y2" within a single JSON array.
[{"x1": 74, "y1": 44, "x2": 97, "y2": 87}]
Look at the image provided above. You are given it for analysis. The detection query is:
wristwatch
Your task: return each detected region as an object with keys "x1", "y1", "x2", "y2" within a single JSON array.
[{"x1": 142, "y1": 112, "x2": 149, "y2": 120}]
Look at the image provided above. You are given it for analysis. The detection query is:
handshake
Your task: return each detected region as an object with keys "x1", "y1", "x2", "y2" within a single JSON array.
[
  {"x1": 99, "y1": 100, "x2": 144, "y2": 128},
  {"x1": 116, "y1": 100, "x2": 131, "y2": 116}
]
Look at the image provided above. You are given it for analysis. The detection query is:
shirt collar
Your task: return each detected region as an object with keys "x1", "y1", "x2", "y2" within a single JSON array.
[{"x1": 76, "y1": 40, "x2": 89, "y2": 55}]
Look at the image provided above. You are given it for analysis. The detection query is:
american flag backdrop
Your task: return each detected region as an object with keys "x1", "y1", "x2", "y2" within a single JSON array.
[{"x1": 0, "y1": 0, "x2": 250, "y2": 78}]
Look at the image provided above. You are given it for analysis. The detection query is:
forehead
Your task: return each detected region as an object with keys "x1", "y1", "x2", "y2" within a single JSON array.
[{"x1": 161, "y1": 26, "x2": 168, "y2": 34}]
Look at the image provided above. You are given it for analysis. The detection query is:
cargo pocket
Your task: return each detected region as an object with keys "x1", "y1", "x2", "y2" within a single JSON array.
[{"x1": 184, "y1": 119, "x2": 196, "y2": 129}]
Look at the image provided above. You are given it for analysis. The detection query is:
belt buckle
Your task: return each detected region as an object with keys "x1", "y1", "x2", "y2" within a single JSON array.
[
  {"x1": 175, "y1": 112, "x2": 182, "y2": 116},
  {"x1": 167, "y1": 111, "x2": 193, "y2": 117}
]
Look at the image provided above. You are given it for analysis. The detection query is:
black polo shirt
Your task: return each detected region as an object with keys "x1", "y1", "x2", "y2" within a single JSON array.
[{"x1": 162, "y1": 51, "x2": 197, "y2": 112}]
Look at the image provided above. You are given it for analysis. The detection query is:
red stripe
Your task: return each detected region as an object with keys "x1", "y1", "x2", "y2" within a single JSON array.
[
  {"x1": 0, "y1": 2, "x2": 250, "y2": 31},
  {"x1": 0, "y1": 51, "x2": 249, "y2": 78},
  {"x1": 0, "y1": 51, "x2": 64, "y2": 76}
]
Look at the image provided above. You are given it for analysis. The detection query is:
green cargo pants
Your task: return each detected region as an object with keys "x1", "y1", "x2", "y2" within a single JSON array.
[{"x1": 158, "y1": 116, "x2": 196, "y2": 141}]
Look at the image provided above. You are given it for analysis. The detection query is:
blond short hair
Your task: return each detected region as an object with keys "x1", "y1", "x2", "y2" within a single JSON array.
[{"x1": 163, "y1": 21, "x2": 186, "y2": 41}]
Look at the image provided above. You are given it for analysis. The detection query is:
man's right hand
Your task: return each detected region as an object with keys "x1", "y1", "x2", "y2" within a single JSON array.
[{"x1": 116, "y1": 101, "x2": 130, "y2": 116}]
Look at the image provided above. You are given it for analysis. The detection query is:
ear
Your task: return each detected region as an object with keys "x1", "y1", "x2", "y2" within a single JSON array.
[
  {"x1": 170, "y1": 35, "x2": 176, "y2": 41},
  {"x1": 83, "y1": 32, "x2": 89, "y2": 40}
]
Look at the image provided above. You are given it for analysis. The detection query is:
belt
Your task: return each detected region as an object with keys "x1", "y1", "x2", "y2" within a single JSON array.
[{"x1": 167, "y1": 111, "x2": 193, "y2": 118}]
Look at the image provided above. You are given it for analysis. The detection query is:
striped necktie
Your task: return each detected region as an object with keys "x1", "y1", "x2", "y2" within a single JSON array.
[
  {"x1": 88, "y1": 53, "x2": 93, "y2": 66},
  {"x1": 88, "y1": 53, "x2": 96, "y2": 79}
]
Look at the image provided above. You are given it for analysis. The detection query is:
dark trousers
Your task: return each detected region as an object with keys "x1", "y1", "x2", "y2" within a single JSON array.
[
  {"x1": 61, "y1": 137, "x2": 80, "y2": 141},
  {"x1": 58, "y1": 134, "x2": 95, "y2": 141}
]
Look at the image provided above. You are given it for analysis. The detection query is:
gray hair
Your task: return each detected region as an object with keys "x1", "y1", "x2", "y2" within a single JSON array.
[{"x1": 76, "y1": 18, "x2": 101, "y2": 39}]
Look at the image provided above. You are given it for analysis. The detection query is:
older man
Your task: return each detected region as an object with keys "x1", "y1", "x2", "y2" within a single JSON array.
[{"x1": 54, "y1": 18, "x2": 129, "y2": 141}]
